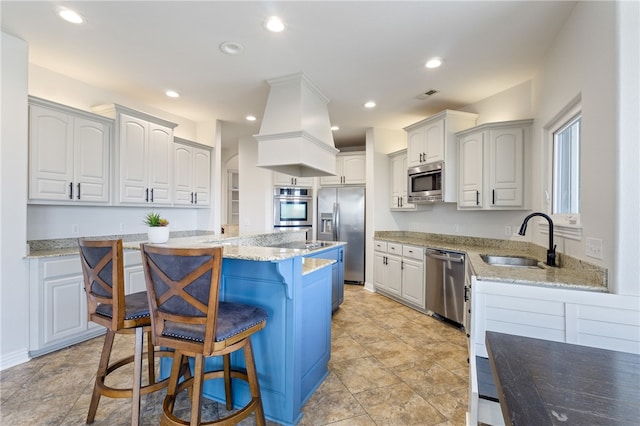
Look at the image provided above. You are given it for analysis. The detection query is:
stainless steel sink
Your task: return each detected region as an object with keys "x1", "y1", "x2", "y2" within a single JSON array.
[{"x1": 480, "y1": 254, "x2": 542, "y2": 268}]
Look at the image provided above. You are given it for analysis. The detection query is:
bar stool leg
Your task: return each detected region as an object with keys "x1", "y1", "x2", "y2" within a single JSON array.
[
  {"x1": 131, "y1": 327, "x2": 143, "y2": 426},
  {"x1": 190, "y1": 354, "x2": 205, "y2": 425},
  {"x1": 223, "y1": 353, "x2": 233, "y2": 410},
  {"x1": 244, "y1": 340, "x2": 266, "y2": 426},
  {"x1": 87, "y1": 330, "x2": 116, "y2": 423},
  {"x1": 147, "y1": 330, "x2": 156, "y2": 384}
]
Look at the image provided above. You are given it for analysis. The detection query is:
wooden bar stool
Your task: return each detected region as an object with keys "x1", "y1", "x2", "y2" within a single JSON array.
[
  {"x1": 140, "y1": 244, "x2": 268, "y2": 425},
  {"x1": 78, "y1": 238, "x2": 173, "y2": 425}
]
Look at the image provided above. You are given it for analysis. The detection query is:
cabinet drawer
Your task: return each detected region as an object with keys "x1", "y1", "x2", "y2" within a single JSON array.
[
  {"x1": 387, "y1": 243, "x2": 402, "y2": 255},
  {"x1": 123, "y1": 249, "x2": 142, "y2": 266},
  {"x1": 374, "y1": 240, "x2": 387, "y2": 252},
  {"x1": 43, "y1": 257, "x2": 81, "y2": 278},
  {"x1": 402, "y1": 245, "x2": 424, "y2": 261}
]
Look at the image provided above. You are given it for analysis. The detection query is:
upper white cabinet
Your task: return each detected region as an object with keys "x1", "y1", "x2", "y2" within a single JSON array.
[
  {"x1": 388, "y1": 149, "x2": 415, "y2": 210},
  {"x1": 28, "y1": 97, "x2": 112, "y2": 204},
  {"x1": 273, "y1": 172, "x2": 314, "y2": 187},
  {"x1": 174, "y1": 138, "x2": 211, "y2": 207},
  {"x1": 457, "y1": 119, "x2": 533, "y2": 210},
  {"x1": 92, "y1": 104, "x2": 177, "y2": 206},
  {"x1": 404, "y1": 110, "x2": 478, "y2": 202},
  {"x1": 320, "y1": 152, "x2": 366, "y2": 186}
]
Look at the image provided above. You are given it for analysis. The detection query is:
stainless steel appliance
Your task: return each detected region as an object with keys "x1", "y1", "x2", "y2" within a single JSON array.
[
  {"x1": 425, "y1": 248, "x2": 465, "y2": 325},
  {"x1": 317, "y1": 187, "x2": 365, "y2": 283},
  {"x1": 408, "y1": 161, "x2": 444, "y2": 203},
  {"x1": 273, "y1": 186, "x2": 313, "y2": 228}
]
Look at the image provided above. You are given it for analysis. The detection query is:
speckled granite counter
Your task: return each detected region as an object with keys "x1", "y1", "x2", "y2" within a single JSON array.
[{"x1": 375, "y1": 231, "x2": 607, "y2": 292}]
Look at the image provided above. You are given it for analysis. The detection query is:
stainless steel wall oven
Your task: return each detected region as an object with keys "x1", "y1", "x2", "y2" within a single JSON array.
[{"x1": 273, "y1": 186, "x2": 313, "y2": 228}]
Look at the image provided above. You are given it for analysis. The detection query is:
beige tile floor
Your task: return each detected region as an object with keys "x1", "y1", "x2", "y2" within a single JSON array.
[{"x1": 0, "y1": 285, "x2": 469, "y2": 425}]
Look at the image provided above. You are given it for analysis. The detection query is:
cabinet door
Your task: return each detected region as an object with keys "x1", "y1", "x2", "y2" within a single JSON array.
[
  {"x1": 320, "y1": 158, "x2": 343, "y2": 186},
  {"x1": 374, "y1": 251, "x2": 388, "y2": 290},
  {"x1": 386, "y1": 254, "x2": 403, "y2": 296},
  {"x1": 43, "y1": 274, "x2": 87, "y2": 346},
  {"x1": 192, "y1": 147, "x2": 211, "y2": 205},
  {"x1": 29, "y1": 105, "x2": 74, "y2": 201},
  {"x1": 74, "y1": 116, "x2": 110, "y2": 203},
  {"x1": 402, "y1": 258, "x2": 425, "y2": 308},
  {"x1": 174, "y1": 144, "x2": 193, "y2": 205},
  {"x1": 119, "y1": 114, "x2": 149, "y2": 203},
  {"x1": 489, "y1": 128, "x2": 524, "y2": 207},
  {"x1": 424, "y1": 119, "x2": 444, "y2": 164},
  {"x1": 274, "y1": 172, "x2": 295, "y2": 186},
  {"x1": 147, "y1": 123, "x2": 173, "y2": 204},
  {"x1": 407, "y1": 126, "x2": 426, "y2": 168},
  {"x1": 342, "y1": 154, "x2": 366, "y2": 184},
  {"x1": 458, "y1": 132, "x2": 484, "y2": 208}
]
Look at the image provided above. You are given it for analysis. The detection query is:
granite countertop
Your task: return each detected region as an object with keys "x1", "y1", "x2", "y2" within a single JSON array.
[
  {"x1": 375, "y1": 231, "x2": 607, "y2": 292},
  {"x1": 27, "y1": 230, "x2": 346, "y2": 264}
]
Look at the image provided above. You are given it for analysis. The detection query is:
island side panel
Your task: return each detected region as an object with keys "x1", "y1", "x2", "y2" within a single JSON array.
[{"x1": 192, "y1": 256, "x2": 331, "y2": 426}]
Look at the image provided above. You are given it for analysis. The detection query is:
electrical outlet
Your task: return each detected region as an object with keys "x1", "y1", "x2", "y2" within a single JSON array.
[
  {"x1": 505, "y1": 226, "x2": 512, "y2": 236},
  {"x1": 454, "y1": 224, "x2": 460, "y2": 233},
  {"x1": 120, "y1": 223, "x2": 126, "y2": 232},
  {"x1": 71, "y1": 224, "x2": 79, "y2": 234},
  {"x1": 585, "y1": 237, "x2": 603, "y2": 259}
]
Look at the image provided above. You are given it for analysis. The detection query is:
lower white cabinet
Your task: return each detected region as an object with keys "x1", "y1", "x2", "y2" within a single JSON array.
[
  {"x1": 29, "y1": 250, "x2": 145, "y2": 357},
  {"x1": 374, "y1": 240, "x2": 425, "y2": 311}
]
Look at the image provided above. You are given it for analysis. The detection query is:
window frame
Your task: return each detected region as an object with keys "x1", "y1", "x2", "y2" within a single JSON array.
[{"x1": 544, "y1": 95, "x2": 583, "y2": 239}]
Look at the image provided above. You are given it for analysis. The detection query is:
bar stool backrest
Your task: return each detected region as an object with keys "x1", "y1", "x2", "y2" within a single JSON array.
[
  {"x1": 140, "y1": 244, "x2": 224, "y2": 356},
  {"x1": 78, "y1": 238, "x2": 126, "y2": 330}
]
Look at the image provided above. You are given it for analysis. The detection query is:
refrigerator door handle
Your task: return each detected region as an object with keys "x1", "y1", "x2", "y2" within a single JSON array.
[{"x1": 333, "y1": 202, "x2": 340, "y2": 240}]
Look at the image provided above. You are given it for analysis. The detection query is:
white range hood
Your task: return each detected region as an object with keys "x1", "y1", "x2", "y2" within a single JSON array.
[{"x1": 254, "y1": 73, "x2": 338, "y2": 177}]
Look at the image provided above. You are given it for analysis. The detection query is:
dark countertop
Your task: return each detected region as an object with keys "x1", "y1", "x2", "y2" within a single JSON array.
[{"x1": 486, "y1": 331, "x2": 640, "y2": 425}]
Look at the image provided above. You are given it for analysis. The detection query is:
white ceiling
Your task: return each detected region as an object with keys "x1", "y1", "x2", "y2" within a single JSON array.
[{"x1": 1, "y1": 1, "x2": 576, "y2": 149}]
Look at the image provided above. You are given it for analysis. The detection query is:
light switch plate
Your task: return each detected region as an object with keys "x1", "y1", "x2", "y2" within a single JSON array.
[{"x1": 585, "y1": 237, "x2": 603, "y2": 259}]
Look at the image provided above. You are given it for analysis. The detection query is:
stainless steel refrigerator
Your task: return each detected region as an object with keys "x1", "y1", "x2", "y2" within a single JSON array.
[{"x1": 317, "y1": 187, "x2": 365, "y2": 283}]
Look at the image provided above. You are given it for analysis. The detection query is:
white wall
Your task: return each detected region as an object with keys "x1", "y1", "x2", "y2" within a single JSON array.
[
  {"x1": 615, "y1": 0, "x2": 640, "y2": 296},
  {"x1": 238, "y1": 136, "x2": 273, "y2": 234},
  {"x1": 531, "y1": 1, "x2": 619, "y2": 290},
  {"x1": 1, "y1": 32, "x2": 30, "y2": 369}
]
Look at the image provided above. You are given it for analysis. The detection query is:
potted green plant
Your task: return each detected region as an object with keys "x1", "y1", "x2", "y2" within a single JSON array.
[{"x1": 144, "y1": 212, "x2": 170, "y2": 243}]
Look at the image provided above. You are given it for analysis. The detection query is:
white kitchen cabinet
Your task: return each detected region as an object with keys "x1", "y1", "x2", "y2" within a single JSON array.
[
  {"x1": 401, "y1": 245, "x2": 425, "y2": 308},
  {"x1": 404, "y1": 110, "x2": 478, "y2": 202},
  {"x1": 320, "y1": 152, "x2": 365, "y2": 186},
  {"x1": 457, "y1": 119, "x2": 532, "y2": 210},
  {"x1": 29, "y1": 250, "x2": 147, "y2": 357},
  {"x1": 92, "y1": 104, "x2": 177, "y2": 206},
  {"x1": 374, "y1": 240, "x2": 425, "y2": 311},
  {"x1": 174, "y1": 138, "x2": 211, "y2": 207},
  {"x1": 28, "y1": 97, "x2": 112, "y2": 204},
  {"x1": 388, "y1": 149, "x2": 415, "y2": 210},
  {"x1": 273, "y1": 172, "x2": 313, "y2": 187}
]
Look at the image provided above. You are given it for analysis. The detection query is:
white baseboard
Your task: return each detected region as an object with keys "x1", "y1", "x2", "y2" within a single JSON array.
[
  {"x1": 0, "y1": 348, "x2": 30, "y2": 371},
  {"x1": 363, "y1": 281, "x2": 375, "y2": 292}
]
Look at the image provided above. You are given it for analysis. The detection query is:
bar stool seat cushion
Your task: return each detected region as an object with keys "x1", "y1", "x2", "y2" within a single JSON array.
[
  {"x1": 95, "y1": 291, "x2": 151, "y2": 320},
  {"x1": 163, "y1": 302, "x2": 268, "y2": 343}
]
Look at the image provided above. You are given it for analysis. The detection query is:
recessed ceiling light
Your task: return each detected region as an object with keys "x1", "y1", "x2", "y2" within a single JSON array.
[
  {"x1": 55, "y1": 6, "x2": 85, "y2": 24},
  {"x1": 425, "y1": 57, "x2": 442, "y2": 69},
  {"x1": 264, "y1": 16, "x2": 285, "y2": 32},
  {"x1": 331, "y1": 126, "x2": 340, "y2": 131},
  {"x1": 165, "y1": 90, "x2": 180, "y2": 98},
  {"x1": 364, "y1": 101, "x2": 376, "y2": 108},
  {"x1": 220, "y1": 41, "x2": 244, "y2": 55},
  {"x1": 246, "y1": 115, "x2": 257, "y2": 121}
]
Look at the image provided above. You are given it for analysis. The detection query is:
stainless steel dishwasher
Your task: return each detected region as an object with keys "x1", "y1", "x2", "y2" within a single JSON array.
[{"x1": 425, "y1": 249, "x2": 465, "y2": 325}]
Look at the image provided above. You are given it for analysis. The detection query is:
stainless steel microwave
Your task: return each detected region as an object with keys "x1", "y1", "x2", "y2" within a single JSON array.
[{"x1": 407, "y1": 161, "x2": 444, "y2": 203}]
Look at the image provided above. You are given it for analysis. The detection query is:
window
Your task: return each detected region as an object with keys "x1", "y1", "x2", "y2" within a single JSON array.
[{"x1": 553, "y1": 113, "x2": 581, "y2": 214}]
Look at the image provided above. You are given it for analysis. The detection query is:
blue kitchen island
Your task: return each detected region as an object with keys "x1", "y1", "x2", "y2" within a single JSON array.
[{"x1": 144, "y1": 238, "x2": 344, "y2": 425}]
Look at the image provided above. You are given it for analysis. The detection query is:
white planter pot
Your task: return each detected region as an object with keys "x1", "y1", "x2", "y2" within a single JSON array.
[{"x1": 148, "y1": 226, "x2": 170, "y2": 244}]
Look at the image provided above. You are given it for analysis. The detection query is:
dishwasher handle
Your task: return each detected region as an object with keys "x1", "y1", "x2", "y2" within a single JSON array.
[{"x1": 426, "y1": 251, "x2": 464, "y2": 263}]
